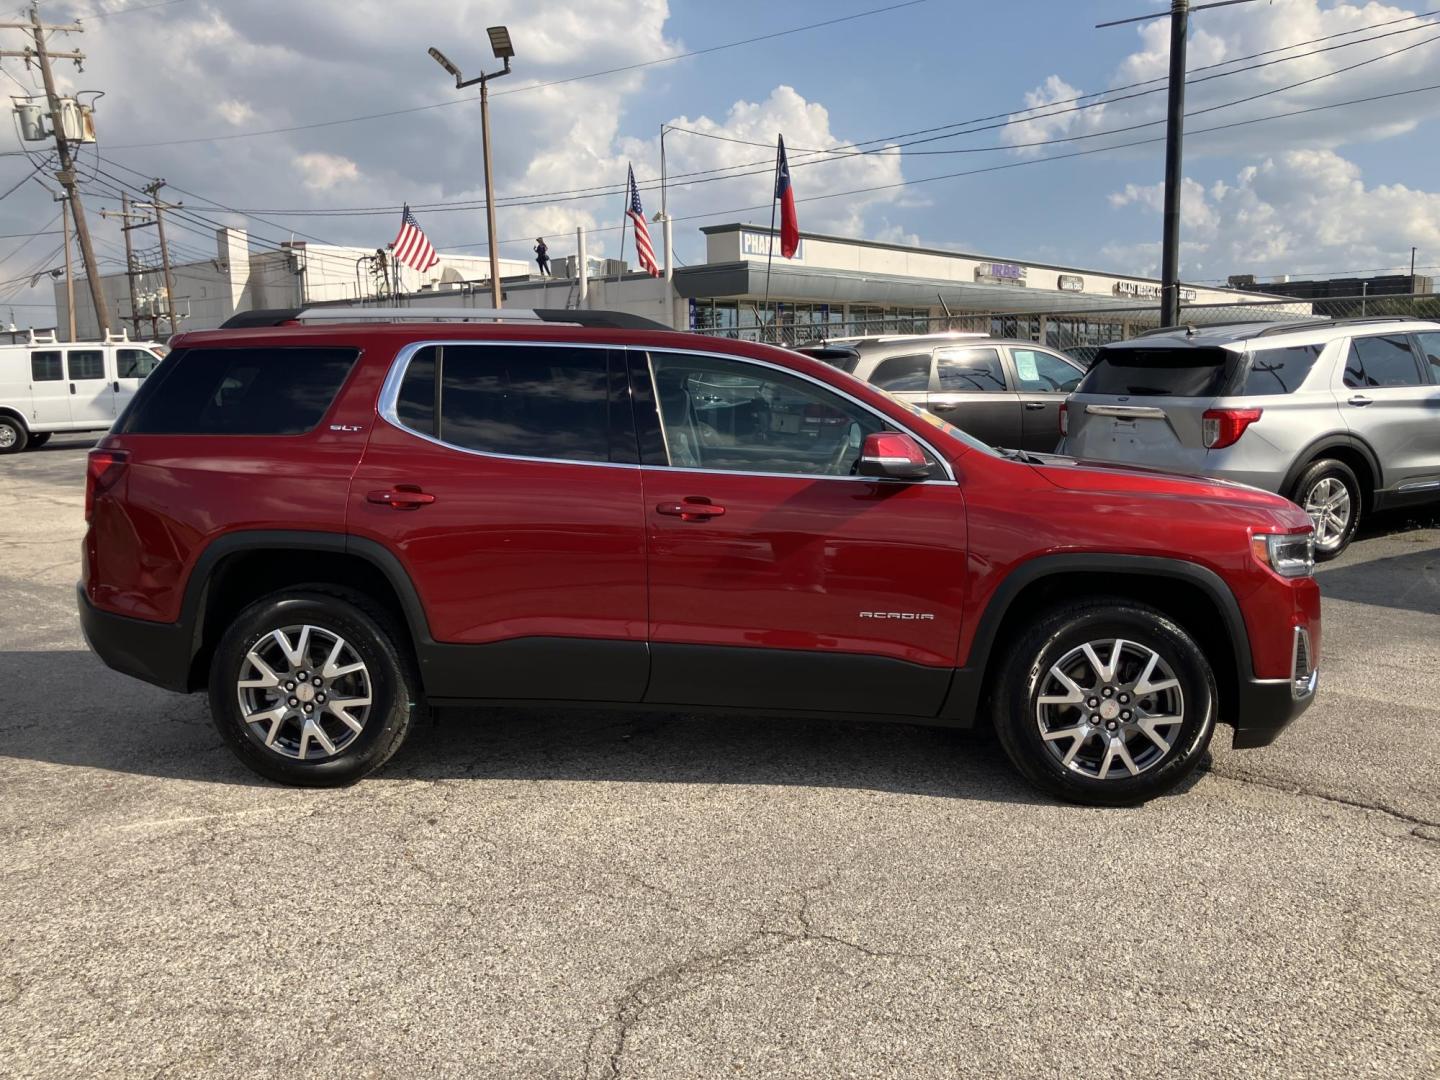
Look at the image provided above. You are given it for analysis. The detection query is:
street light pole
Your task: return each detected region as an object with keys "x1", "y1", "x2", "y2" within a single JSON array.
[
  {"x1": 429, "y1": 28, "x2": 514, "y2": 310},
  {"x1": 1159, "y1": 0, "x2": 1189, "y2": 328}
]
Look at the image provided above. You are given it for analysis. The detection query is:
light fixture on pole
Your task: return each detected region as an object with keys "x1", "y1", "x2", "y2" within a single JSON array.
[{"x1": 427, "y1": 26, "x2": 514, "y2": 308}]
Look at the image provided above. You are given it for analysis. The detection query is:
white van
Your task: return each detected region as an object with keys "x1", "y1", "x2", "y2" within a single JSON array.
[{"x1": 0, "y1": 331, "x2": 166, "y2": 453}]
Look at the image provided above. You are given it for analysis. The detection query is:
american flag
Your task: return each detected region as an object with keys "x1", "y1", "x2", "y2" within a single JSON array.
[
  {"x1": 390, "y1": 205, "x2": 440, "y2": 273},
  {"x1": 627, "y1": 165, "x2": 660, "y2": 278}
]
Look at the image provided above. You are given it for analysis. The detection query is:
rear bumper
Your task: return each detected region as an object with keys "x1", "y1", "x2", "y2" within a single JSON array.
[
  {"x1": 77, "y1": 585, "x2": 192, "y2": 694},
  {"x1": 1231, "y1": 670, "x2": 1317, "y2": 749}
]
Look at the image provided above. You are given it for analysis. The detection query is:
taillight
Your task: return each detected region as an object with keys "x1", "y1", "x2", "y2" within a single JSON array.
[
  {"x1": 85, "y1": 448, "x2": 129, "y2": 521},
  {"x1": 1201, "y1": 407, "x2": 1262, "y2": 450},
  {"x1": 1059, "y1": 402, "x2": 1068, "y2": 436}
]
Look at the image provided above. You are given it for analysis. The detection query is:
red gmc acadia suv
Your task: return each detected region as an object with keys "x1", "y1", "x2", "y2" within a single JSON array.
[{"x1": 78, "y1": 308, "x2": 1321, "y2": 805}]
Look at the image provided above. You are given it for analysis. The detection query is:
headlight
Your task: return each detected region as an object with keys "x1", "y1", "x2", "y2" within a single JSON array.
[{"x1": 1251, "y1": 531, "x2": 1315, "y2": 578}]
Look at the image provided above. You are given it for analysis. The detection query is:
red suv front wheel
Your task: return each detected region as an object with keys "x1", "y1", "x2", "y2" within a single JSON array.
[{"x1": 994, "y1": 599, "x2": 1217, "y2": 805}]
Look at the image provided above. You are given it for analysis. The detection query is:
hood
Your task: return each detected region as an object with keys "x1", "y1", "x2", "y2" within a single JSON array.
[{"x1": 1030, "y1": 452, "x2": 1297, "y2": 511}]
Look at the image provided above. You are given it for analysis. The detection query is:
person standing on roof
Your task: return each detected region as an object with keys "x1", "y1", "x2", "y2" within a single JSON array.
[{"x1": 534, "y1": 238, "x2": 550, "y2": 277}]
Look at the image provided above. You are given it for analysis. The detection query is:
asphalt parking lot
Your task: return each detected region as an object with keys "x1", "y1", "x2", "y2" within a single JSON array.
[{"x1": 2, "y1": 434, "x2": 1437, "y2": 1080}]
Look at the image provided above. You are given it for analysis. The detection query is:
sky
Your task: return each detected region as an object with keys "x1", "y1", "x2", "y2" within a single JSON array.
[{"x1": 1, "y1": 0, "x2": 1438, "y2": 327}]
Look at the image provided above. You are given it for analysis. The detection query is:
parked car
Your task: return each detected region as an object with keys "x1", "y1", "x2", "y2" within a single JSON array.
[
  {"x1": 804, "y1": 333, "x2": 1086, "y2": 452},
  {"x1": 79, "y1": 307, "x2": 1320, "y2": 805},
  {"x1": 1061, "y1": 317, "x2": 1440, "y2": 559},
  {"x1": 0, "y1": 333, "x2": 166, "y2": 453}
]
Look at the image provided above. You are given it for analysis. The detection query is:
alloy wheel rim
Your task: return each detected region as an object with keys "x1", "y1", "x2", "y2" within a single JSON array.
[
  {"x1": 1304, "y1": 477, "x2": 1351, "y2": 552},
  {"x1": 1034, "y1": 638, "x2": 1185, "y2": 780},
  {"x1": 236, "y1": 624, "x2": 372, "y2": 761}
]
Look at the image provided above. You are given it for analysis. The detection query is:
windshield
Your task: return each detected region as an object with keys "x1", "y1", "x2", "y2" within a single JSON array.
[{"x1": 1077, "y1": 345, "x2": 1240, "y2": 398}]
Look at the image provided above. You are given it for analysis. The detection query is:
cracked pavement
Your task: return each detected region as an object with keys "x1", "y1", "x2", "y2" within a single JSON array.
[{"x1": 1, "y1": 435, "x2": 1437, "y2": 1079}]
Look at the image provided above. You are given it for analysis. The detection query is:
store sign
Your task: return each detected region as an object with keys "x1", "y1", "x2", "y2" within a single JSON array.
[
  {"x1": 975, "y1": 262, "x2": 1027, "y2": 286},
  {"x1": 1114, "y1": 280, "x2": 1198, "y2": 302},
  {"x1": 1057, "y1": 274, "x2": 1085, "y2": 292},
  {"x1": 740, "y1": 229, "x2": 804, "y2": 260}
]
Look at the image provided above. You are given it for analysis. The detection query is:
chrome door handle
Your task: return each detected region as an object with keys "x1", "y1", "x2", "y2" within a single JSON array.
[
  {"x1": 1023, "y1": 402, "x2": 1047, "y2": 411},
  {"x1": 1347, "y1": 395, "x2": 1373, "y2": 407}
]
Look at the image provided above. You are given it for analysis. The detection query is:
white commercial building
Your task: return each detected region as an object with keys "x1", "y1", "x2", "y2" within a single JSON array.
[
  {"x1": 368, "y1": 223, "x2": 1309, "y2": 348},
  {"x1": 55, "y1": 227, "x2": 531, "y2": 339}
]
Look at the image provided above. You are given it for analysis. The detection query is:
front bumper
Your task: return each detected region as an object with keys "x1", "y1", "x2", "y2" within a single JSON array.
[
  {"x1": 77, "y1": 585, "x2": 192, "y2": 694},
  {"x1": 1231, "y1": 625, "x2": 1318, "y2": 748}
]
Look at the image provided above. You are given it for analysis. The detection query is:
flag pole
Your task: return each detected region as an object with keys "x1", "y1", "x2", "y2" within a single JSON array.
[
  {"x1": 762, "y1": 136, "x2": 780, "y2": 343},
  {"x1": 616, "y1": 167, "x2": 629, "y2": 296}
]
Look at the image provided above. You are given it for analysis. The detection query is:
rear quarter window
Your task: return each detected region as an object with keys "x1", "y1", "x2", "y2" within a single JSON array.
[
  {"x1": 116, "y1": 346, "x2": 359, "y2": 435},
  {"x1": 1238, "y1": 344, "x2": 1323, "y2": 396},
  {"x1": 1076, "y1": 346, "x2": 1238, "y2": 397}
]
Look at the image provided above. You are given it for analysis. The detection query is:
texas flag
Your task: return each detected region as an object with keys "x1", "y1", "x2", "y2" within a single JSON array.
[{"x1": 776, "y1": 134, "x2": 799, "y2": 258}]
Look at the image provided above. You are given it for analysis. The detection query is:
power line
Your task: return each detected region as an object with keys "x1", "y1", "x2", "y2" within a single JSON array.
[
  {"x1": 134, "y1": 12, "x2": 1440, "y2": 223},
  {"x1": 71, "y1": 0, "x2": 189, "y2": 20},
  {"x1": 102, "y1": 0, "x2": 933, "y2": 151}
]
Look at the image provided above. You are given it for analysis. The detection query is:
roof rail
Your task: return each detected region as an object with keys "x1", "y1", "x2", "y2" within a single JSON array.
[
  {"x1": 218, "y1": 306, "x2": 674, "y2": 332},
  {"x1": 26, "y1": 328, "x2": 57, "y2": 345},
  {"x1": 103, "y1": 328, "x2": 130, "y2": 343},
  {"x1": 1251, "y1": 314, "x2": 1431, "y2": 337}
]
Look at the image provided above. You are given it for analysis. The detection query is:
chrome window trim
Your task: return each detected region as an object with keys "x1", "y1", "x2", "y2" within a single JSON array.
[
  {"x1": 376, "y1": 339, "x2": 959, "y2": 484},
  {"x1": 1085, "y1": 404, "x2": 1167, "y2": 419}
]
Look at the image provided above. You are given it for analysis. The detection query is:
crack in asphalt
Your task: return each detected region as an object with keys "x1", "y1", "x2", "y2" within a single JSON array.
[
  {"x1": 581, "y1": 868, "x2": 944, "y2": 1079},
  {"x1": 1204, "y1": 766, "x2": 1439, "y2": 830}
]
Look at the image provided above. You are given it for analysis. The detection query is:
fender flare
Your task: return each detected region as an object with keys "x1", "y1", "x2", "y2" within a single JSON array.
[
  {"x1": 179, "y1": 530, "x2": 438, "y2": 666},
  {"x1": 941, "y1": 553, "x2": 1253, "y2": 723},
  {"x1": 1279, "y1": 433, "x2": 1383, "y2": 500}
]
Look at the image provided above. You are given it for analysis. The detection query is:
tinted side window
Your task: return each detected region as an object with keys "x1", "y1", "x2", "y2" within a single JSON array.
[
  {"x1": 1240, "y1": 345, "x2": 1323, "y2": 396},
  {"x1": 117, "y1": 349, "x2": 162, "y2": 379},
  {"x1": 395, "y1": 346, "x2": 437, "y2": 437},
  {"x1": 869, "y1": 352, "x2": 931, "y2": 392},
  {"x1": 1412, "y1": 332, "x2": 1440, "y2": 383},
  {"x1": 118, "y1": 347, "x2": 359, "y2": 435},
  {"x1": 1013, "y1": 349, "x2": 1082, "y2": 393},
  {"x1": 438, "y1": 345, "x2": 610, "y2": 462},
  {"x1": 936, "y1": 347, "x2": 1007, "y2": 392},
  {"x1": 650, "y1": 352, "x2": 888, "y2": 476},
  {"x1": 67, "y1": 350, "x2": 105, "y2": 381},
  {"x1": 31, "y1": 351, "x2": 62, "y2": 381},
  {"x1": 1344, "y1": 335, "x2": 1423, "y2": 388}
]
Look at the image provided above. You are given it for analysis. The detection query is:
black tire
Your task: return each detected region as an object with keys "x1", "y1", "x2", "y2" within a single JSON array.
[
  {"x1": 1290, "y1": 458, "x2": 1361, "y2": 561},
  {"x1": 0, "y1": 415, "x2": 29, "y2": 454},
  {"x1": 207, "y1": 587, "x2": 419, "y2": 787},
  {"x1": 27, "y1": 432, "x2": 51, "y2": 448},
  {"x1": 993, "y1": 599, "x2": 1217, "y2": 806}
]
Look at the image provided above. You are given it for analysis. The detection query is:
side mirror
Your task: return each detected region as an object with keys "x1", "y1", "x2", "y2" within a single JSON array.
[{"x1": 856, "y1": 431, "x2": 932, "y2": 481}]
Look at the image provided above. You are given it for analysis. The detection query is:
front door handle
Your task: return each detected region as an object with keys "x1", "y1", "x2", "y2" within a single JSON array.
[
  {"x1": 70, "y1": 383, "x2": 76, "y2": 395},
  {"x1": 656, "y1": 497, "x2": 725, "y2": 521},
  {"x1": 367, "y1": 486, "x2": 436, "y2": 510},
  {"x1": 113, "y1": 381, "x2": 120, "y2": 393},
  {"x1": 1347, "y1": 395, "x2": 1373, "y2": 407},
  {"x1": 1024, "y1": 401, "x2": 1047, "y2": 411}
]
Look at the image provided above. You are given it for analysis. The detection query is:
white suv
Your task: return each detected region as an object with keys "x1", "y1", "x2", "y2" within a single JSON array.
[{"x1": 1061, "y1": 317, "x2": 1440, "y2": 559}]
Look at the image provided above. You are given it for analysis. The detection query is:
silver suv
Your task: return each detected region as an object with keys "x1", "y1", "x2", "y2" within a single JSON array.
[{"x1": 1061, "y1": 318, "x2": 1440, "y2": 558}]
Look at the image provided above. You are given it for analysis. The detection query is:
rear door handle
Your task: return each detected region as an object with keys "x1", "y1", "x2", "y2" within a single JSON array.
[
  {"x1": 367, "y1": 486, "x2": 436, "y2": 510},
  {"x1": 69, "y1": 383, "x2": 76, "y2": 395},
  {"x1": 656, "y1": 497, "x2": 725, "y2": 521},
  {"x1": 113, "y1": 381, "x2": 120, "y2": 393},
  {"x1": 1347, "y1": 395, "x2": 1373, "y2": 407},
  {"x1": 1023, "y1": 401, "x2": 1047, "y2": 411}
]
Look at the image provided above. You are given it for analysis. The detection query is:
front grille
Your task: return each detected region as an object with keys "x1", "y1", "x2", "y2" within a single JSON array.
[{"x1": 1292, "y1": 627, "x2": 1317, "y2": 700}]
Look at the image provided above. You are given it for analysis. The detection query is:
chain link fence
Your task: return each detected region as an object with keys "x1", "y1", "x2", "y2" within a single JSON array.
[{"x1": 703, "y1": 292, "x2": 1440, "y2": 350}]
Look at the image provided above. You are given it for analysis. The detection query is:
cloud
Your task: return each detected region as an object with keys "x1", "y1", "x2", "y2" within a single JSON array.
[
  {"x1": 1006, "y1": 0, "x2": 1440, "y2": 160},
  {"x1": 214, "y1": 99, "x2": 256, "y2": 127},
  {"x1": 295, "y1": 152, "x2": 360, "y2": 191},
  {"x1": 1102, "y1": 148, "x2": 1440, "y2": 279}
]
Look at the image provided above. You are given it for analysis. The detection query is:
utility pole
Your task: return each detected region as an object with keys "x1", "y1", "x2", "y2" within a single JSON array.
[
  {"x1": 100, "y1": 193, "x2": 144, "y2": 337},
  {"x1": 143, "y1": 179, "x2": 178, "y2": 335},
  {"x1": 428, "y1": 26, "x2": 515, "y2": 309},
  {"x1": 1098, "y1": 0, "x2": 1262, "y2": 327},
  {"x1": 0, "y1": 4, "x2": 111, "y2": 335},
  {"x1": 60, "y1": 194, "x2": 75, "y2": 340},
  {"x1": 1158, "y1": 0, "x2": 1188, "y2": 329}
]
